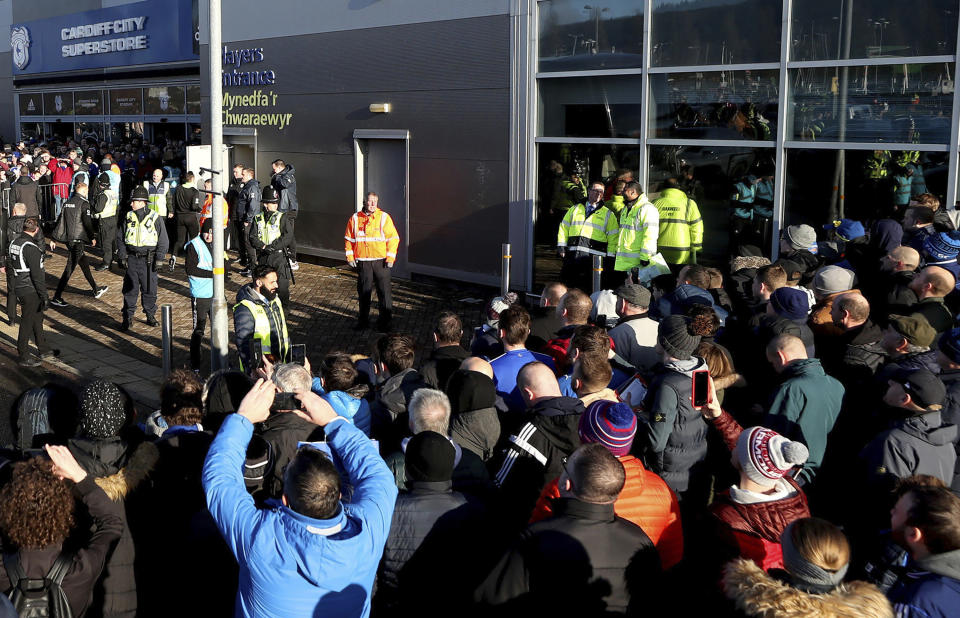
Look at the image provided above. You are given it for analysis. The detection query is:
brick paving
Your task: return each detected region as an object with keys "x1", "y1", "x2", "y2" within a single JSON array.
[{"x1": 1, "y1": 244, "x2": 497, "y2": 408}]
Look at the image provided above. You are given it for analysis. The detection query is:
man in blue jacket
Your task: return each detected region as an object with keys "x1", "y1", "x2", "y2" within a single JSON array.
[{"x1": 202, "y1": 378, "x2": 398, "y2": 618}]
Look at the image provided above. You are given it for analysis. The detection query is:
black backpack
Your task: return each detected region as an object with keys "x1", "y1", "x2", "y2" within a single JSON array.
[
  {"x1": 3, "y1": 550, "x2": 74, "y2": 618},
  {"x1": 15, "y1": 387, "x2": 54, "y2": 452}
]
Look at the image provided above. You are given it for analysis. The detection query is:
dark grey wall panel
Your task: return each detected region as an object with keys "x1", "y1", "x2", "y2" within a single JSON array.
[
  {"x1": 13, "y1": 0, "x2": 101, "y2": 23},
  {"x1": 205, "y1": 15, "x2": 511, "y2": 282},
  {"x1": 0, "y1": 52, "x2": 13, "y2": 141}
]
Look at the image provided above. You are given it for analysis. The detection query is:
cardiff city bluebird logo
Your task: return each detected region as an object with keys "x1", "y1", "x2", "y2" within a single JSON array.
[{"x1": 11, "y1": 26, "x2": 31, "y2": 70}]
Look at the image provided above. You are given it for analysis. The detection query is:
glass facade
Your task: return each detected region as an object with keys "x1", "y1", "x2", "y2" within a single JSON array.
[{"x1": 533, "y1": 0, "x2": 960, "y2": 287}]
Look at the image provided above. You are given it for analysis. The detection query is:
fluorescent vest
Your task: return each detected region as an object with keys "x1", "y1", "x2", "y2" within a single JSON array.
[
  {"x1": 98, "y1": 189, "x2": 118, "y2": 218},
  {"x1": 557, "y1": 203, "x2": 619, "y2": 257},
  {"x1": 124, "y1": 209, "x2": 160, "y2": 248},
  {"x1": 187, "y1": 236, "x2": 213, "y2": 299},
  {"x1": 255, "y1": 211, "x2": 284, "y2": 245},
  {"x1": 893, "y1": 174, "x2": 913, "y2": 206},
  {"x1": 146, "y1": 182, "x2": 170, "y2": 217},
  {"x1": 614, "y1": 197, "x2": 660, "y2": 271},
  {"x1": 234, "y1": 296, "x2": 289, "y2": 370},
  {"x1": 653, "y1": 188, "x2": 703, "y2": 265}
]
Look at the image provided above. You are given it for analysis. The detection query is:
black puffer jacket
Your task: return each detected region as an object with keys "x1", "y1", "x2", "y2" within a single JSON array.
[
  {"x1": 254, "y1": 412, "x2": 324, "y2": 504},
  {"x1": 639, "y1": 357, "x2": 711, "y2": 498},
  {"x1": 476, "y1": 498, "x2": 662, "y2": 615},
  {"x1": 59, "y1": 194, "x2": 96, "y2": 243},
  {"x1": 819, "y1": 320, "x2": 886, "y2": 389},
  {"x1": 378, "y1": 480, "x2": 486, "y2": 612},
  {"x1": 371, "y1": 368, "x2": 428, "y2": 453},
  {"x1": 68, "y1": 436, "x2": 157, "y2": 618}
]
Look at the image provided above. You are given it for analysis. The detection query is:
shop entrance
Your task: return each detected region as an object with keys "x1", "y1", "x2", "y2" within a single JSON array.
[{"x1": 353, "y1": 129, "x2": 409, "y2": 278}]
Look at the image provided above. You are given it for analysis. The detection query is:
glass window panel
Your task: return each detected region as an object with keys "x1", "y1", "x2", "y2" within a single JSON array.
[
  {"x1": 791, "y1": 1, "x2": 958, "y2": 61},
  {"x1": 538, "y1": 0, "x2": 644, "y2": 72},
  {"x1": 109, "y1": 89, "x2": 143, "y2": 115},
  {"x1": 186, "y1": 85, "x2": 201, "y2": 115},
  {"x1": 19, "y1": 93, "x2": 42, "y2": 116},
  {"x1": 538, "y1": 76, "x2": 643, "y2": 138},
  {"x1": 145, "y1": 86, "x2": 185, "y2": 115},
  {"x1": 43, "y1": 92, "x2": 73, "y2": 116},
  {"x1": 790, "y1": 63, "x2": 954, "y2": 143},
  {"x1": 784, "y1": 149, "x2": 948, "y2": 230},
  {"x1": 649, "y1": 70, "x2": 779, "y2": 140},
  {"x1": 74, "y1": 90, "x2": 104, "y2": 115},
  {"x1": 648, "y1": 145, "x2": 776, "y2": 259},
  {"x1": 651, "y1": 0, "x2": 782, "y2": 67},
  {"x1": 534, "y1": 143, "x2": 641, "y2": 287}
]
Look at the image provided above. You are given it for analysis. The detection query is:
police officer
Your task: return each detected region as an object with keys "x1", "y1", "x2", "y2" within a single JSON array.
[
  {"x1": 116, "y1": 185, "x2": 169, "y2": 331},
  {"x1": 249, "y1": 185, "x2": 293, "y2": 307},
  {"x1": 92, "y1": 172, "x2": 119, "y2": 271},
  {"x1": 187, "y1": 218, "x2": 214, "y2": 370},
  {"x1": 9, "y1": 217, "x2": 55, "y2": 367}
]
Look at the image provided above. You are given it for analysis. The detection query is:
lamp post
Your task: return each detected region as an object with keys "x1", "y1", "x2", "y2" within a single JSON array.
[
  {"x1": 208, "y1": 0, "x2": 229, "y2": 370},
  {"x1": 583, "y1": 5, "x2": 609, "y2": 54}
]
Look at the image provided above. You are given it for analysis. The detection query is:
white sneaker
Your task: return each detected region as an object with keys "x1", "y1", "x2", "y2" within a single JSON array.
[
  {"x1": 168, "y1": 256, "x2": 177, "y2": 271},
  {"x1": 94, "y1": 286, "x2": 109, "y2": 299}
]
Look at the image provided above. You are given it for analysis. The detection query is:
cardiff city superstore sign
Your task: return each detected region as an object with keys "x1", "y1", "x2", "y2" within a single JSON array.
[{"x1": 10, "y1": 0, "x2": 196, "y2": 75}]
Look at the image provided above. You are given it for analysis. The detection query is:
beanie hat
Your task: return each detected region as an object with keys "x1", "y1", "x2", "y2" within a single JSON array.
[
  {"x1": 784, "y1": 224, "x2": 817, "y2": 251},
  {"x1": 939, "y1": 327, "x2": 960, "y2": 364},
  {"x1": 823, "y1": 218, "x2": 866, "y2": 242},
  {"x1": 922, "y1": 231, "x2": 960, "y2": 263},
  {"x1": 658, "y1": 315, "x2": 701, "y2": 360},
  {"x1": 578, "y1": 400, "x2": 638, "y2": 457},
  {"x1": 813, "y1": 265, "x2": 856, "y2": 296},
  {"x1": 79, "y1": 380, "x2": 127, "y2": 439},
  {"x1": 769, "y1": 287, "x2": 810, "y2": 321},
  {"x1": 201, "y1": 218, "x2": 213, "y2": 235},
  {"x1": 405, "y1": 431, "x2": 456, "y2": 483},
  {"x1": 735, "y1": 426, "x2": 809, "y2": 489}
]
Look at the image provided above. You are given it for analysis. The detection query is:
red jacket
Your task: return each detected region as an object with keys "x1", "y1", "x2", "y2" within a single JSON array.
[
  {"x1": 707, "y1": 409, "x2": 810, "y2": 571},
  {"x1": 52, "y1": 162, "x2": 73, "y2": 198},
  {"x1": 530, "y1": 454, "x2": 684, "y2": 569}
]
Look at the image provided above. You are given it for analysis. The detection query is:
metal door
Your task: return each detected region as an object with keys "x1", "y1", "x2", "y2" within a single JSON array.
[{"x1": 354, "y1": 130, "x2": 410, "y2": 278}]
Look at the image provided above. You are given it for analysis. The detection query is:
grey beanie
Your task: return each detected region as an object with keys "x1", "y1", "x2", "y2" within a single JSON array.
[
  {"x1": 813, "y1": 265, "x2": 856, "y2": 296},
  {"x1": 657, "y1": 315, "x2": 701, "y2": 360},
  {"x1": 79, "y1": 380, "x2": 127, "y2": 439},
  {"x1": 785, "y1": 224, "x2": 817, "y2": 251},
  {"x1": 781, "y1": 521, "x2": 850, "y2": 588}
]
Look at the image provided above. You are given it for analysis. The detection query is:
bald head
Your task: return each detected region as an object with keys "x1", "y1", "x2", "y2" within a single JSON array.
[
  {"x1": 541, "y1": 282, "x2": 568, "y2": 307},
  {"x1": 912, "y1": 266, "x2": 956, "y2": 299},
  {"x1": 460, "y1": 356, "x2": 493, "y2": 380},
  {"x1": 887, "y1": 246, "x2": 920, "y2": 272},
  {"x1": 559, "y1": 289, "x2": 592, "y2": 326},
  {"x1": 517, "y1": 361, "x2": 561, "y2": 405},
  {"x1": 766, "y1": 334, "x2": 807, "y2": 373},
  {"x1": 831, "y1": 292, "x2": 870, "y2": 330}
]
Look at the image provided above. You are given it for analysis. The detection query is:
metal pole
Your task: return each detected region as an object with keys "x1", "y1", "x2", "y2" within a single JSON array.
[
  {"x1": 501, "y1": 243, "x2": 512, "y2": 295},
  {"x1": 161, "y1": 304, "x2": 172, "y2": 378},
  {"x1": 209, "y1": 0, "x2": 229, "y2": 371},
  {"x1": 592, "y1": 254, "x2": 603, "y2": 294}
]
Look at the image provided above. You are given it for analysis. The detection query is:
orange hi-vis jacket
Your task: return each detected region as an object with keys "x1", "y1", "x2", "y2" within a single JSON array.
[{"x1": 344, "y1": 209, "x2": 400, "y2": 264}]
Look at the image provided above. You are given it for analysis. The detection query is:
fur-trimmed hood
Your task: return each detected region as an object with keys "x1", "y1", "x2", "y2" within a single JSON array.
[
  {"x1": 94, "y1": 440, "x2": 159, "y2": 501},
  {"x1": 722, "y1": 557, "x2": 893, "y2": 618}
]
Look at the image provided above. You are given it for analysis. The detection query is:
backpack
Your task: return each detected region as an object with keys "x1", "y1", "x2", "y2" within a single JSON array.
[
  {"x1": 3, "y1": 550, "x2": 74, "y2": 618},
  {"x1": 15, "y1": 387, "x2": 54, "y2": 452}
]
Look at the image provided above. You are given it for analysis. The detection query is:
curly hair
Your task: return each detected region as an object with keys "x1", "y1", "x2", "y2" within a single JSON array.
[
  {"x1": 0, "y1": 458, "x2": 75, "y2": 549},
  {"x1": 161, "y1": 369, "x2": 205, "y2": 427}
]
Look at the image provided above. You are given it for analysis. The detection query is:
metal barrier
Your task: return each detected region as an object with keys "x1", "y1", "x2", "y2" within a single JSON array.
[
  {"x1": 161, "y1": 304, "x2": 173, "y2": 378},
  {"x1": 592, "y1": 254, "x2": 603, "y2": 294},
  {"x1": 3, "y1": 182, "x2": 71, "y2": 221},
  {"x1": 501, "y1": 243, "x2": 511, "y2": 296}
]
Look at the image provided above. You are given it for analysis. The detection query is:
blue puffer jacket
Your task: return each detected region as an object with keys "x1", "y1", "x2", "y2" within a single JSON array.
[
  {"x1": 323, "y1": 390, "x2": 373, "y2": 437},
  {"x1": 203, "y1": 414, "x2": 397, "y2": 618}
]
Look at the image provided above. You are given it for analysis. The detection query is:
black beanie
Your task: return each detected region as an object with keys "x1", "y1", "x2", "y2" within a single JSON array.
[
  {"x1": 658, "y1": 315, "x2": 701, "y2": 360},
  {"x1": 79, "y1": 380, "x2": 127, "y2": 439},
  {"x1": 447, "y1": 369, "x2": 496, "y2": 415},
  {"x1": 405, "y1": 431, "x2": 455, "y2": 482}
]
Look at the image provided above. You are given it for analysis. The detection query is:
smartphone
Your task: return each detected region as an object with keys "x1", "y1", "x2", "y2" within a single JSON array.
[
  {"x1": 271, "y1": 392, "x2": 302, "y2": 412},
  {"x1": 291, "y1": 344, "x2": 306, "y2": 367},
  {"x1": 250, "y1": 340, "x2": 263, "y2": 370},
  {"x1": 616, "y1": 374, "x2": 648, "y2": 411},
  {"x1": 692, "y1": 370, "x2": 711, "y2": 408}
]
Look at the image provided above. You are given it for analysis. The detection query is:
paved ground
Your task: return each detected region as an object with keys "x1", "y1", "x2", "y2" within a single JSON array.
[{"x1": 0, "y1": 245, "x2": 496, "y2": 415}]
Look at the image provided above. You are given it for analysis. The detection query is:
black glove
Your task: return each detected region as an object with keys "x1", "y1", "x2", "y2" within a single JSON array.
[
  {"x1": 42, "y1": 296, "x2": 50, "y2": 310},
  {"x1": 118, "y1": 257, "x2": 127, "y2": 270},
  {"x1": 152, "y1": 259, "x2": 161, "y2": 273}
]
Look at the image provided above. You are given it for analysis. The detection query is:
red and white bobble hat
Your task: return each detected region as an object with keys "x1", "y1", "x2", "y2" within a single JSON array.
[{"x1": 735, "y1": 426, "x2": 809, "y2": 489}]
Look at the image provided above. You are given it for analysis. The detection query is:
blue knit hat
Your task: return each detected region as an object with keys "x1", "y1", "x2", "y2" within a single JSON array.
[
  {"x1": 823, "y1": 218, "x2": 866, "y2": 242},
  {"x1": 578, "y1": 400, "x2": 637, "y2": 457},
  {"x1": 923, "y1": 231, "x2": 960, "y2": 262},
  {"x1": 769, "y1": 287, "x2": 809, "y2": 321}
]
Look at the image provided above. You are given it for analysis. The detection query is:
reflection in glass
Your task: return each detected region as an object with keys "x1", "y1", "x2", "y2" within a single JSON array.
[
  {"x1": 538, "y1": 0, "x2": 644, "y2": 72},
  {"x1": 784, "y1": 149, "x2": 948, "y2": 230},
  {"x1": 649, "y1": 70, "x2": 779, "y2": 140},
  {"x1": 791, "y1": 1, "x2": 958, "y2": 61},
  {"x1": 538, "y1": 76, "x2": 643, "y2": 138},
  {"x1": 649, "y1": 145, "x2": 776, "y2": 258},
  {"x1": 186, "y1": 86, "x2": 201, "y2": 115},
  {"x1": 75, "y1": 122, "x2": 105, "y2": 143},
  {"x1": 534, "y1": 143, "x2": 641, "y2": 286},
  {"x1": 790, "y1": 63, "x2": 954, "y2": 143},
  {"x1": 651, "y1": 0, "x2": 782, "y2": 67}
]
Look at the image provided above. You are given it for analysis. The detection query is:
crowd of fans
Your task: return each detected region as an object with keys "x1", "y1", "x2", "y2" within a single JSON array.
[{"x1": 3, "y1": 204, "x2": 960, "y2": 616}]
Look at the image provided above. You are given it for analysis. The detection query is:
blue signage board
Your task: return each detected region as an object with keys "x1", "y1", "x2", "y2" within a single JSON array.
[{"x1": 11, "y1": 0, "x2": 198, "y2": 75}]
